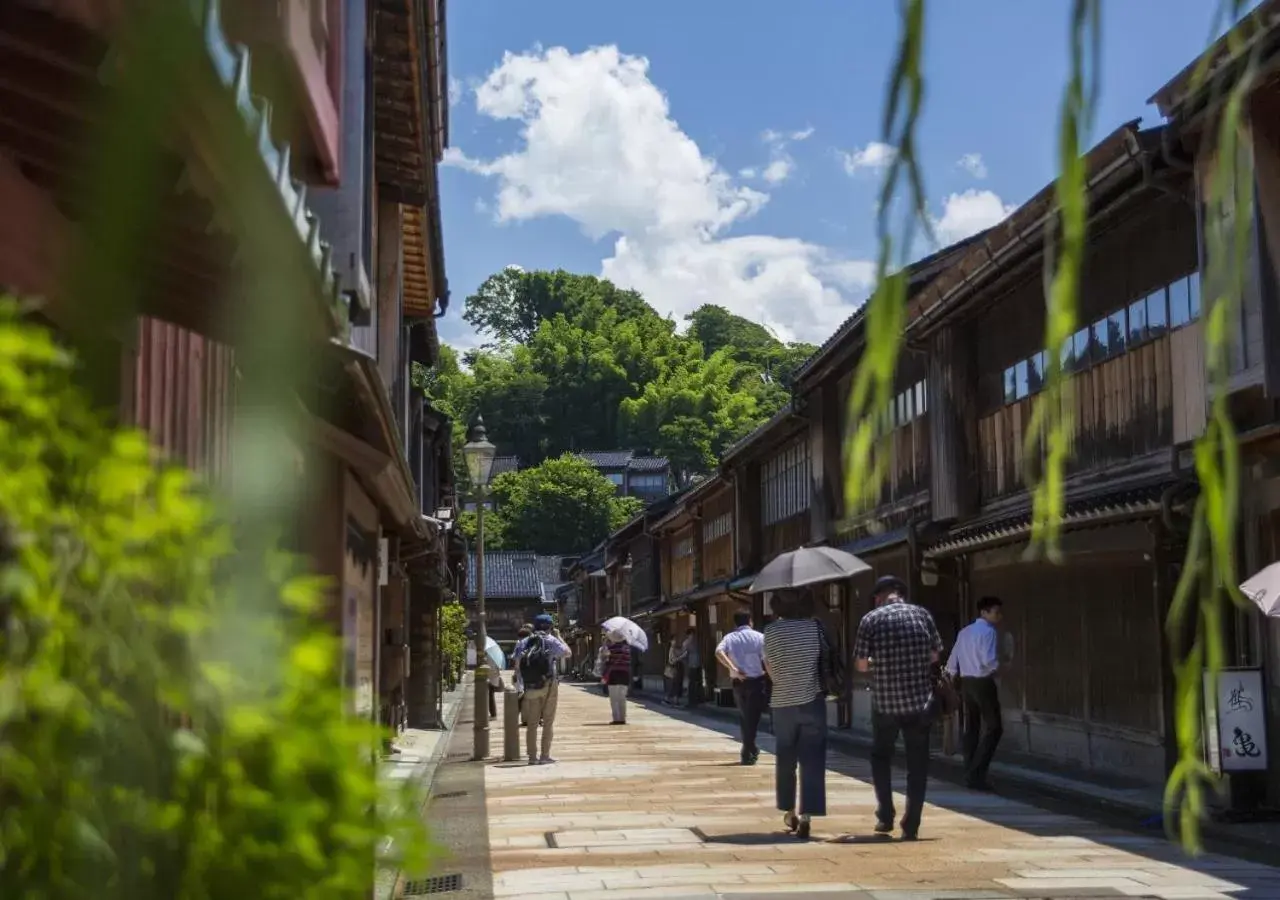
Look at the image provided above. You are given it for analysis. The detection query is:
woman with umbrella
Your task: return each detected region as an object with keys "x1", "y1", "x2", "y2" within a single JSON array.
[
  {"x1": 600, "y1": 616, "x2": 648, "y2": 724},
  {"x1": 752, "y1": 545, "x2": 869, "y2": 840}
]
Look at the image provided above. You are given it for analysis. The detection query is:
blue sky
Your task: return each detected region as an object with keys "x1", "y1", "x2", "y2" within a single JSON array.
[{"x1": 437, "y1": 1, "x2": 1238, "y2": 350}]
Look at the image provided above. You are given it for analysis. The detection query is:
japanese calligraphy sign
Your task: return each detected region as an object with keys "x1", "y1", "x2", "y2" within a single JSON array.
[{"x1": 1204, "y1": 668, "x2": 1268, "y2": 773}]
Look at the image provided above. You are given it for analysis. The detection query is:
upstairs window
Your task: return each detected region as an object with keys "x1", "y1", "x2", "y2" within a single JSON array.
[{"x1": 1000, "y1": 270, "x2": 1201, "y2": 408}]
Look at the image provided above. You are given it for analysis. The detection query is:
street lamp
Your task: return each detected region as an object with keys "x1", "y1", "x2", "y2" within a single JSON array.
[{"x1": 463, "y1": 415, "x2": 497, "y2": 761}]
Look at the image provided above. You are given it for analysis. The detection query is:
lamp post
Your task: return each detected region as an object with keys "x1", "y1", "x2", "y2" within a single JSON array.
[{"x1": 463, "y1": 415, "x2": 497, "y2": 761}]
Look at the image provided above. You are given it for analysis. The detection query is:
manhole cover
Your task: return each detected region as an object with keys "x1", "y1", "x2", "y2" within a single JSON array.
[
  {"x1": 545, "y1": 827, "x2": 703, "y2": 849},
  {"x1": 403, "y1": 873, "x2": 462, "y2": 895},
  {"x1": 433, "y1": 790, "x2": 467, "y2": 800}
]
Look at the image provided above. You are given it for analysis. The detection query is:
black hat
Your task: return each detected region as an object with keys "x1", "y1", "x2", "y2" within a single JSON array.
[{"x1": 873, "y1": 575, "x2": 908, "y2": 596}]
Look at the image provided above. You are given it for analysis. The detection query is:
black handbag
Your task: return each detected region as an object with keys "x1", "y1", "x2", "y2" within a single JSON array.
[{"x1": 815, "y1": 619, "x2": 848, "y2": 698}]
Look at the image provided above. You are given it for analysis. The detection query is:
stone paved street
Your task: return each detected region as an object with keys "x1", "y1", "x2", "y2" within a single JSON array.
[{"x1": 477, "y1": 685, "x2": 1280, "y2": 900}]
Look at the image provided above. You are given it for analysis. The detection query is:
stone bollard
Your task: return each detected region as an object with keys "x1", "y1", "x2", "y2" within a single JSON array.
[{"x1": 503, "y1": 690, "x2": 521, "y2": 762}]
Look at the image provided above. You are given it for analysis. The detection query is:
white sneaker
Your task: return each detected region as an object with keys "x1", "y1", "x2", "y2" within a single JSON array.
[{"x1": 528, "y1": 758, "x2": 538, "y2": 766}]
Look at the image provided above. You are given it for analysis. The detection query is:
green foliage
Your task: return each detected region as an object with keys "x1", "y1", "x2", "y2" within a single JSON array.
[
  {"x1": 1161, "y1": 0, "x2": 1257, "y2": 854},
  {"x1": 467, "y1": 455, "x2": 644, "y2": 555},
  {"x1": 464, "y1": 267, "x2": 653, "y2": 347},
  {"x1": 685, "y1": 305, "x2": 816, "y2": 388},
  {"x1": 842, "y1": 0, "x2": 928, "y2": 516},
  {"x1": 0, "y1": 300, "x2": 427, "y2": 898},
  {"x1": 439, "y1": 600, "x2": 469, "y2": 688},
  {"x1": 620, "y1": 348, "x2": 775, "y2": 478},
  {"x1": 439, "y1": 271, "x2": 803, "y2": 481}
]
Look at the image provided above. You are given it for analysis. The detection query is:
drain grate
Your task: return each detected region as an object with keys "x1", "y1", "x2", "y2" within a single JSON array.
[
  {"x1": 432, "y1": 790, "x2": 467, "y2": 800},
  {"x1": 403, "y1": 873, "x2": 462, "y2": 895}
]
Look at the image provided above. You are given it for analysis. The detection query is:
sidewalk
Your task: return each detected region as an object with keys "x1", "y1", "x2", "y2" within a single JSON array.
[
  {"x1": 629, "y1": 686, "x2": 1280, "y2": 862},
  {"x1": 479, "y1": 684, "x2": 1280, "y2": 900},
  {"x1": 376, "y1": 683, "x2": 467, "y2": 900}
]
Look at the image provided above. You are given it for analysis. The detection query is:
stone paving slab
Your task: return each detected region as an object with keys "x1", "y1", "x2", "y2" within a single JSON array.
[{"x1": 479, "y1": 686, "x2": 1280, "y2": 900}]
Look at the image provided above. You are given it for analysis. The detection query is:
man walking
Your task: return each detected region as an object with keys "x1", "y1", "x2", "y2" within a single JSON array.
[
  {"x1": 683, "y1": 627, "x2": 703, "y2": 707},
  {"x1": 513, "y1": 614, "x2": 571, "y2": 765},
  {"x1": 947, "y1": 595, "x2": 1005, "y2": 790},
  {"x1": 715, "y1": 611, "x2": 767, "y2": 765},
  {"x1": 853, "y1": 575, "x2": 943, "y2": 841}
]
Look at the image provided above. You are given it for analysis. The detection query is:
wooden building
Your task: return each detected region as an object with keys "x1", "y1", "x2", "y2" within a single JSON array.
[
  {"x1": 909, "y1": 121, "x2": 1200, "y2": 784},
  {"x1": 0, "y1": 0, "x2": 459, "y2": 741},
  {"x1": 1153, "y1": 0, "x2": 1280, "y2": 804}
]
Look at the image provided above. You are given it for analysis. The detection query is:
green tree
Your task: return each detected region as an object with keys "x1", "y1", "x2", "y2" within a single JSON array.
[
  {"x1": 464, "y1": 268, "x2": 653, "y2": 346},
  {"x1": 620, "y1": 349, "x2": 771, "y2": 481},
  {"x1": 686, "y1": 304, "x2": 817, "y2": 388},
  {"x1": 485, "y1": 454, "x2": 644, "y2": 554}
]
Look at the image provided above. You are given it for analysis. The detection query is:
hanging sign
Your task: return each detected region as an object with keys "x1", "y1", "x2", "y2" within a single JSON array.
[{"x1": 1204, "y1": 668, "x2": 1267, "y2": 774}]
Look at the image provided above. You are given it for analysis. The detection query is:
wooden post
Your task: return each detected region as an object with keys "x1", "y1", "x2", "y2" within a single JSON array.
[{"x1": 928, "y1": 326, "x2": 978, "y2": 522}]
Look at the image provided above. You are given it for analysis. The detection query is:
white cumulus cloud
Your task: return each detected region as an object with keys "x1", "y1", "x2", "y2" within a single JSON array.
[
  {"x1": 841, "y1": 141, "x2": 897, "y2": 175},
  {"x1": 932, "y1": 189, "x2": 1013, "y2": 245},
  {"x1": 445, "y1": 46, "x2": 868, "y2": 342},
  {"x1": 956, "y1": 152, "x2": 988, "y2": 179}
]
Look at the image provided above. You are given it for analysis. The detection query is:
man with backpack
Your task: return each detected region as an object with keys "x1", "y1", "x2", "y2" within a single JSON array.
[{"x1": 513, "y1": 614, "x2": 571, "y2": 765}]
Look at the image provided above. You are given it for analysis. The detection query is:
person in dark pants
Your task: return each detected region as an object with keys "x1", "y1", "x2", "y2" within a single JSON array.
[
  {"x1": 946, "y1": 596, "x2": 1005, "y2": 790},
  {"x1": 682, "y1": 628, "x2": 703, "y2": 707},
  {"x1": 853, "y1": 576, "x2": 944, "y2": 841},
  {"x1": 763, "y1": 591, "x2": 827, "y2": 840},
  {"x1": 716, "y1": 611, "x2": 767, "y2": 765}
]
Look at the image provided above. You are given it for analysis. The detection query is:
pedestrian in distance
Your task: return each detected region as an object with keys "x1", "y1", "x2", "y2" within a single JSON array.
[
  {"x1": 946, "y1": 595, "x2": 1006, "y2": 791},
  {"x1": 716, "y1": 610, "x2": 767, "y2": 765},
  {"x1": 513, "y1": 614, "x2": 571, "y2": 765},
  {"x1": 602, "y1": 631, "x2": 633, "y2": 724},
  {"x1": 663, "y1": 636, "x2": 686, "y2": 705},
  {"x1": 682, "y1": 627, "x2": 703, "y2": 707},
  {"x1": 853, "y1": 575, "x2": 944, "y2": 842},
  {"x1": 763, "y1": 590, "x2": 828, "y2": 840}
]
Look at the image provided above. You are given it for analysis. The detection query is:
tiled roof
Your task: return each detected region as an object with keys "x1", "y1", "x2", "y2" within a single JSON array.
[
  {"x1": 465, "y1": 552, "x2": 566, "y2": 600},
  {"x1": 578, "y1": 450, "x2": 634, "y2": 468},
  {"x1": 492, "y1": 455, "x2": 521, "y2": 477},
  {"x1": 535, "y1": 555, "x2": 563, "y2": 585},
  {"x1": 466, "y1": 551, "x2": 542, "y2": 599},
  {"x1": 627, "y1": 456, "x2": 670, "y2": 472}
]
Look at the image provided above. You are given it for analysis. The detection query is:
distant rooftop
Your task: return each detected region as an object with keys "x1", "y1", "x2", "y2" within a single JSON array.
[
  {"x1": 466, "y1": 551, "x2": 564, "y2": 600},
  {"x1": 577, "y1": 450, "x2": 670, "y2": 471},
  {"x1": 491, "y1": 455, "x2": 521, "y2": 477}
]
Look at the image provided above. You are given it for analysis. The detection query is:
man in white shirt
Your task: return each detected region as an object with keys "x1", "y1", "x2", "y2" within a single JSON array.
[
  {"x1": 715, "y1": 611, "x2": 767, "y2": 765},
  {"x1": 945, "y1": 596, "x2": 1005, "y2": 790}
]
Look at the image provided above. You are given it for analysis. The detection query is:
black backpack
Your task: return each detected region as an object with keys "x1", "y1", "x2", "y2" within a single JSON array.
[{"x1": 521, "y1": 634, "x2": 553, "y2": 690}]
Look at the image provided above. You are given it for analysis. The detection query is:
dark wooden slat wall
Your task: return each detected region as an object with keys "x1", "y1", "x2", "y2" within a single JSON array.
[{"x1": 132, "y1": 316, "x2": 235, "y2": 480}]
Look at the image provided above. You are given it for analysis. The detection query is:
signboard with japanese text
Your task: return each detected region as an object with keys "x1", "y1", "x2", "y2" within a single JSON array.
[{"x1": 1204, "y1": 668, "x2": 1267, "y2": 773}]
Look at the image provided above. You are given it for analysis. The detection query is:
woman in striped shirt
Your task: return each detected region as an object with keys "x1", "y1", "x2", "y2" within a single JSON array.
[{"x1": 763, "y1": 590, "x2": 827, "y2": 839}]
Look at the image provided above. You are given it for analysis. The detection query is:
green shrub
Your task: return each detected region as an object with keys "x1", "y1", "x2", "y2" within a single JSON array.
[{"x1": 0, "y1": 297, "x2": 429, "y2": 898}]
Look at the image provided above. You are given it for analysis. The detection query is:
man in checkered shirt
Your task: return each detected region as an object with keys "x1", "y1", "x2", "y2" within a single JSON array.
[{"x1": 853, "y1": 575, "x2": 944, "y2": 841}]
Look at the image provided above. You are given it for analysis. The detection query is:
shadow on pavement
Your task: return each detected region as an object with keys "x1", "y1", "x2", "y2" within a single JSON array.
[
  {"x1": 621, "y1": 688, "x2": 1280, "y2": 897},
  {"x1": 412, "y1": 694, "x2": 494, "y2": 900}
]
